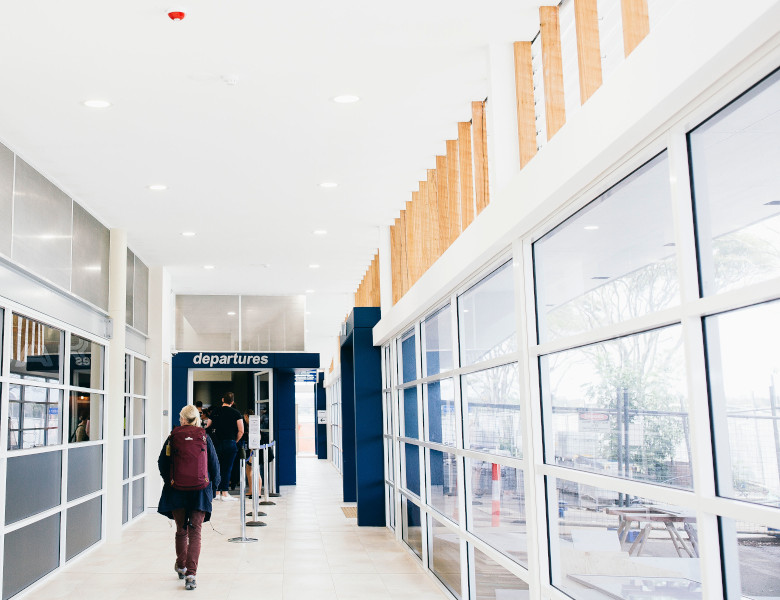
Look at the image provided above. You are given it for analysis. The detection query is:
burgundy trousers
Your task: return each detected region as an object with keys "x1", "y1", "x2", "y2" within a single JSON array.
[{"x1": 172, "y1": 509, "x2": 206, "y2": 577}]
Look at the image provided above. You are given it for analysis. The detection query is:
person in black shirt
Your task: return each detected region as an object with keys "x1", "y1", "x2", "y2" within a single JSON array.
[{"x1": 203, "y1": 392, "x2": 244, "y2": 501}]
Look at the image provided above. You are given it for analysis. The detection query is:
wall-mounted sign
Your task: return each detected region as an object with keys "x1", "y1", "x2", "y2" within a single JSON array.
[
  {"x1": 579, "y1": 411, "x2": 611, "y2": 433},
  {"x1": 192, "y1": 352, "x2": 269, "y2": 367},
  {"x1": 317, "y1": 410, "x2": 327, "y2": 425},
  {"x1": 248, "y1": 415, "x2": 261, "y2": 449}
]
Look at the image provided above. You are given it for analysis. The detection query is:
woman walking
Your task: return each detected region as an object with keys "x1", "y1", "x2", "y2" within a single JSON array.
[{"x1": 158, "y1": 405, "x2": 220, "y2": 590}]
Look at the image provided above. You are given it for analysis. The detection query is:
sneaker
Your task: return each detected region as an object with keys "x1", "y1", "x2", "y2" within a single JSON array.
[
  {"x1": 174, "y1": 562, "x2": 187, "y2": 579},
  {"x1": 223, "y1": 495, "x2": 238, "y2": 502},
  {"x1": 185, "y1": 575, "x2": 197, "y2": 590}
]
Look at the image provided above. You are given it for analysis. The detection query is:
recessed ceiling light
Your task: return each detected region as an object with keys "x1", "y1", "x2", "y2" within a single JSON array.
[
  {"x1": 319, "y1": 182, "x2": 338, "y2": 188},
  {"x1": 305, "y1": 311, "x2": 312, "y2": 315},
  {"x1": 181, "y1": 231, "x2": 196, "y2": 237},
  {"x1": 313, "y1": 229, "x2": 327, "y2": 235},
  {"x1": 227, "y1": 311, "x2": 236, "y2": 316},
  {"x1": 148, "y1": 184, "x2": 168, "y2": 191},
  {"x1": 84, "y1": 265, "x2": 102, "y2": 272},
  {"x1": 309, "y1": 264, "x2": 320, "y2": 269},
  {"x1": 584, "y1": 225, "x2": 599, "y2": 231},
  {"x1": 203, "y1": 265, "x2": 215, "y2": 270},
  {"x1": 332, "y1": 95, "x2": 360, "y2": 104},
  {"x1": 592, "y1": 276, "x2": 610, "y2": 280},
  {"x1": 83, "y1": 99, "x2": 111, "y2": 109},
  {"x1": 305, "y1": 289, "x2": 314, "y2": 294}
]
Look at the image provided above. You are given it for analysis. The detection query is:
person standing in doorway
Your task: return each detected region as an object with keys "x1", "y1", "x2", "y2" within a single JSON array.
[
  {"x1": 205, "y1": 392, "x2": 244, "y2": 501},
  {"x1": 157, "y1": 404, "x2": 220, "y2": 591}
]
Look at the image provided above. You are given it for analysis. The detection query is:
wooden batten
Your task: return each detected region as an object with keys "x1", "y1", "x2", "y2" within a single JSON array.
[
  {"x1": 621, "y1": 0, "x2": 650, "y2": 57},
  {"x1": 458, "y1": 122, "x2": 475, "y2": 230},
  {"x1": 472, "y1": 101, "x2": 490, "y2": 215},
  {"x1": 390, "y1": 218, "x2": 402, "y2": 305},
  {"x1": 513, "y1": 41, "x2": 537, "y2": 168},
  {"x1": 445, "y1": 140, "x2": 461, "y2": 246},
  {"x1": 540, "y1": 6, "x2": 566, "y2": 140},
  {"x1": 436, "y1": 154, "x2": 451, "y2": 255},
  {"x1": 399, "y1": 209, "x2": 410, "y2": 297},
  {"x1": 575, "y1": 0, "x2": 603, "y2": 104},
  {"x1": 426, "y1": 168, "x2": 440, "y2": 265},
  {"x1": 370, "y1": 254, "x2": 380, "y2": 307},
  {"x1": 407, "y1": 195, "x2": 422, "y2": 285}
]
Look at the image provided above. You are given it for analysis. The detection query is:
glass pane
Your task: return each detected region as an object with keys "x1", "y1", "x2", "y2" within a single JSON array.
[
  {"x1": 5, "y1": 451, "x2": 62, "y2": 524},
  {"x1": 403, "y1": 387, "x2": 419, "y2": 439},
  {"x1": 462, "y1": 364, "x2": 522, "y2": 458},
  {"x1": 11, "y1": 314, "x2": 62, "y2": 382},
  {"x1": 471, "y1": 544, "x2": 530, "y2": 599},
  {"x1": 175, "y1": 295, "x2": 240, "y2": 351},
  {"x1": 428, "y1": 516, "x2": 461, "y2": 598},
  {"x1": 2, "y1": 514, "x2": 60, "y2": 600},
  {"x1": 541, "y1": 325, "x2": 692, "y2": 489},
  {"x1": 402, "y1": 496, "x2": 423, "y2": 558},
  {"x1": 548, "y1": 476, "x2": 701, "y2": 600},
  {"x1": 721, "y1": 517, "x2": 780, "y2": 599},
  {"x1": 123, "y1": 439, "x2": 130, "y2": 480},
  {"x1": 467, "y1": 459, "x2": 527, "y2": 566},
  {"x1": 122, "y1": 483, "x2": 129, "y2": 525},
  {"x1": 69, "y1": 392, "x2": 103, "y2": 443},
  {"x1": 133, "y1": 257, "x2": 149, "y2": 334},
  {"x1": 426, "y1": 379, "x2": 456, "y2": 446},
  {"x1": 66, "y1": 496, "x2": 102, "y2": 561},
  {"x1": 133, "y1": 438, "x2": 145, "y2": 476},
  {"x1": 706, "y1": 301, "x2": 780, "y2": 506},
  {"x1": 132, "y1": 477, "x2": 145, "y2": 517},
  {"x1": 399, "y1": 328, "x2": 417, "y2": 383},
  {"x1": 690, "y1": 68, "x2": 780, "y2": 296},
  {"x1": 133, "y1": 357, "x2": 146, "y2": 395},
  {"x1": 0, "y1": 144, "x2": 12, "y2": 257},
  {"x1": 8, "y1": 385, "x2": 62, "y2": 450},
  {"x1": 459, "y1": 262, "x2": 516, "y2": 366},
  {"x1": 12, "y1": 157, "x2": 72, "y2": 289},
  {"x1": 534, "y1": 152, "x2": 678, "y2": 343},
  {"x1": 429, "y1": 449, "x2": 459, "y2": 522},
  {"x1": 423, "y1": 305, "x2": 453, "y2": 376},
  {"x1": 403, "y1": 443, "x2": 421, "y2": 497},
  {"x1": 71, "y1": 202, "x2": 110, "y2": 311},
  {"x1": 68, "y1": 445, "x2": 103, "y2": 501},
  {"x1": 132, "y1": 397, "x2": 145, "y2": 435},
  {"x1": 241, "y1": 295, "x2": 305, "y2": 351},
  {"x1": 123, "y1": 396, "x2": 130, "y2": 437},
  {"x1": 124, "y1": 355, "x2": 131, "y2": 394},
  {"x1": 70, "y1": 334, "x2": 104, "y2": 389},
  {"x1": 125, "y1": 249, "x2": 134, "y2": 327}
]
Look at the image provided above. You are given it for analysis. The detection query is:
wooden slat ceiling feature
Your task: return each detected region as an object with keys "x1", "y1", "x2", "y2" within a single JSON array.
[
  {"x1": 575, "y1": 0, "x2": 603, "y2": 103},
  {"x1": 472, "y1": 101, "x2": 490, "y2": 215},
  {"x1": 445, "y1": 139, "x2": 461, "y2": 247},
  {"x1": 458, "y1": 121, "x2": 475, "y2": 231},
  {"x1": 621, "y1": 0, "x2": 650, "y2": 56},
  {"x1": 540, "y1": 5, "x2": 566, "y2": 140},
  {"x1": 513, "y1": 41, "x2": 537, "y2": 169},
  {"x1": 436, "y1": 153, "x2": 451, "y2": 256},
  {"x1": 390, "y1": 217, "x2": 403, "y2": 305}
]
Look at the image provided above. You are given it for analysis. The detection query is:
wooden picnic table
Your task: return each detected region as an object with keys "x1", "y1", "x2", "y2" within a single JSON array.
[{"x1": 605, "y1": 506, "x2": 698, "y2": 558}]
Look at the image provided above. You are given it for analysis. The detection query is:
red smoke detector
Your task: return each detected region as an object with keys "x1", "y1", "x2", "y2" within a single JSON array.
[{"x1": 168, "y1": 8, "x2": 186, "y2": 21}]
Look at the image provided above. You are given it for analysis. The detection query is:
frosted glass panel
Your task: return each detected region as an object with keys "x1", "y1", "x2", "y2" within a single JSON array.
[
  {"x1": 67, "y1": 444, "x2": 103, "y2": 501},
  {"x1": 241, "y1": 295, "x2": 305, "y2": 351},
  {"x1": 12, "y1": 158, "x2": 72, "y2": 289},
  {"x1": 175, "y1": 295, "x2": 240, "y2": 351},
  {"x1": 0, "y1": 143, "x2": 12, "y2": 258},
  {"x1": 133, "y1": 256, "x2": 149, "y2": 334},
  {"x1": 2, "y1": 514, "x2": 60, "y2": 600},
  {"x1": 6, "y1": 451, "x2": 62, "y2": 524},
  {"x1": 66, "y1": 496, "x2": 102, "y2": 560},
  {"x1": 71, "y1": 202, "x2": 109, "y2": 310}
]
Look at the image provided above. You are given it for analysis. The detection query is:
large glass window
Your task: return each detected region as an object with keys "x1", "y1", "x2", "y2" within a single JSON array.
[
  {"x1": 689, "y1": 68, "x2": 780, "y2": 296},
  {"x1": 534, "y1": 152, "x2": 678, "y2": 343},
  {"x1": 8, "y1": 385, "x2": 62, "y2": 450},
  {"x1": 69, "y1": 334, "x2": 104, "y2": 390},
  {"x1": 428, "y1": 516, "x2": 461, "y2": 598},
  {"x1": 720, "y1": 517, "x2": 780, "y2": 599},
  {"x1": 10, "y1": 315, "x2": 62, "y2": 382},
  {"x1": 470, "y1": 544, "x2": 530, "y2": 599},
  {"x1": 428, "y1": 449, "x2": 459, "y2": 522},
  {"x1": 423, "y1": 305, "x2": 453, "y2": 376},
  {"x1": 403, "y1": 443, "x2": 421, "y2": 497},
  {"x1": 425, "y1": 379, "x2": 455, "y2": 446},
  {"x1": 399, "y1": 328, "x2": 417, "y2": 383},
  {"x1": 68, "y1": 393, "x2": 103, "y2": 443},
  {"x1": 402, "y1": 387, "x2": 419, "y2": 439},
  {"x1": 458, "y1": 262, "x2": 517, "y2": 366},
  {"x1": 462, "y1": 364, "x2": 522, "y2": 458},
  {"x1": 402, "y1": 496, "x2": 423, "y2": 558},
  {"x1": 122, "y1": 353, "x2": 148, "y2": 524},
  {"x1": 548, "y1": 476, "x2": 701, "y2": 600},
  {"x1": 466, "y1": 459, "x2": 527, "y2": 566},
  {"x1": 541, "y1": 325, "x2": 692, "y2": 489},
  {"x1": 706, "y1": 301, "x2": 780, "y2": 506}
]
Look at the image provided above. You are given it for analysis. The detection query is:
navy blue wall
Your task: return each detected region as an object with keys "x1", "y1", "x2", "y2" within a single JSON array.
[
  {"x1": 315, "y1": 373, "x2": 327, "y2": 459},
  {"x1": 340, "y1": 336, "x2": 356, "y2": 503}
]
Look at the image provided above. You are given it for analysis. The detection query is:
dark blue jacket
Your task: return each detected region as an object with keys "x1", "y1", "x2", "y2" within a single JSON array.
[{"x1": 157, "y1": 431, "x2": 220, "y2": 521}]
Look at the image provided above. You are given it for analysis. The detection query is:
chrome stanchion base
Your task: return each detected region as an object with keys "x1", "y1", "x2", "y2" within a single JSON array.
[
  {"x1": 246, "y1": 512, "x2": 267, "y2": 517},
  {"x1": 228, "y1": 536, "x2": 258, "y2": 543},
  {"x1": 269, "y1": 492, "x2": 281, "y2": 497},
  {"x1": 246, "y1": 521, "x2": 267, "y2": 527},
  {"x1": 259, "y1": 500, "x2": 276, "y2": 506}
]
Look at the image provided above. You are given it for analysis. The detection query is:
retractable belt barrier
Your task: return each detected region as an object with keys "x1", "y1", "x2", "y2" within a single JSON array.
[
  {"x1": 246, "y1": 445, "x2": 268, "y2": 525},
  {"x1": 259, "y1": 442, "x2": 276, "y2": 506},
  {"x1": 229, "y1": 448, "x2": 258, "y2": 543}
]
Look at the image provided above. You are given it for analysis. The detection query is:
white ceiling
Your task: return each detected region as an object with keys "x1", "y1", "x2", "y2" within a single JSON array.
[{"x1": 0, "y1": 1, "x2": 550, "y2": 356}]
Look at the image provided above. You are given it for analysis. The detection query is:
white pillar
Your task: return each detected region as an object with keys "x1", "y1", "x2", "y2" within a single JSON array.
[
  {"x1": 105, "y1": 229, "x2": 127, "y2": 542},
  {"x1": 145, "y1": 266, "x2": 173, "y2": 508},
  {"x1": 378, "y1": 225, "x2": 393, "y2": 313},
  {"x1": 487, "y1": 43, "x2": 521, "y2": 196}
]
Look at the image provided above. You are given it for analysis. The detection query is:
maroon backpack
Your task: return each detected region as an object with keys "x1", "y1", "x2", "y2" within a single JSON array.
[{"x1": 167, "y1": 425, "x2": 210, "y2": 491}]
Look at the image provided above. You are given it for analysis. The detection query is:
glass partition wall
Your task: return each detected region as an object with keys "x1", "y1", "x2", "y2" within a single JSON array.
[
  {"x1": 122, "y1": 353, "x2": 148, "y2": 524},
  {"x1": 0, "y1": 308, "x2": 108, "y2": 600},
  {"x1": 382, "y1": 67, "x2": 780, "y2": 600}
]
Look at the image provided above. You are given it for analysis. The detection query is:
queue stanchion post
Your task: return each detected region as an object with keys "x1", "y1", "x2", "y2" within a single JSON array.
[
  {"x1": 246, "y1": 448, "x2": 266, "y2": 526},
  {"x1": 229, "y1": 449, "x2": 258, "y2": 543},
  {"x1": 269, "y1": 441, "x2": 281, "y2": 497},
  {"x1": 259, "y1": 444, "x2": 275, "y2": 506}
]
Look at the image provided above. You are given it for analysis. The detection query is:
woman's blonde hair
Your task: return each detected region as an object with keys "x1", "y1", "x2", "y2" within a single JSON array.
[{"x1": 180, "y1": 404, "x2": 201, "y2": 427}]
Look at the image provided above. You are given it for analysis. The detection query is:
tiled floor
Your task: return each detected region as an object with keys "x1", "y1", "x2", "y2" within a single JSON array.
[{"x1": 32, "y1": 457, "x2": 449, "y2": 599}]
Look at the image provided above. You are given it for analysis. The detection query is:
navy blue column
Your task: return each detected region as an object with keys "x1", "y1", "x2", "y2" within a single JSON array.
[
  {"x1": 171, "y1": 365, "x2": 188, "y2": 430},
  {"x1": 340, "y1": 335, "x2": 356, "y2": 502},
  {"x1": 274, "y1": 370, "x2": 296, "y2": 486},
  {"x1": 315, "y1": 372, "x2": 327, "y2": 459}
]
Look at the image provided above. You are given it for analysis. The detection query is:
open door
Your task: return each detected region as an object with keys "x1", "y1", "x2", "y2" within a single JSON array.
[{"x1": 253, "y1": 370, "x2": 273, "y2": 445}]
